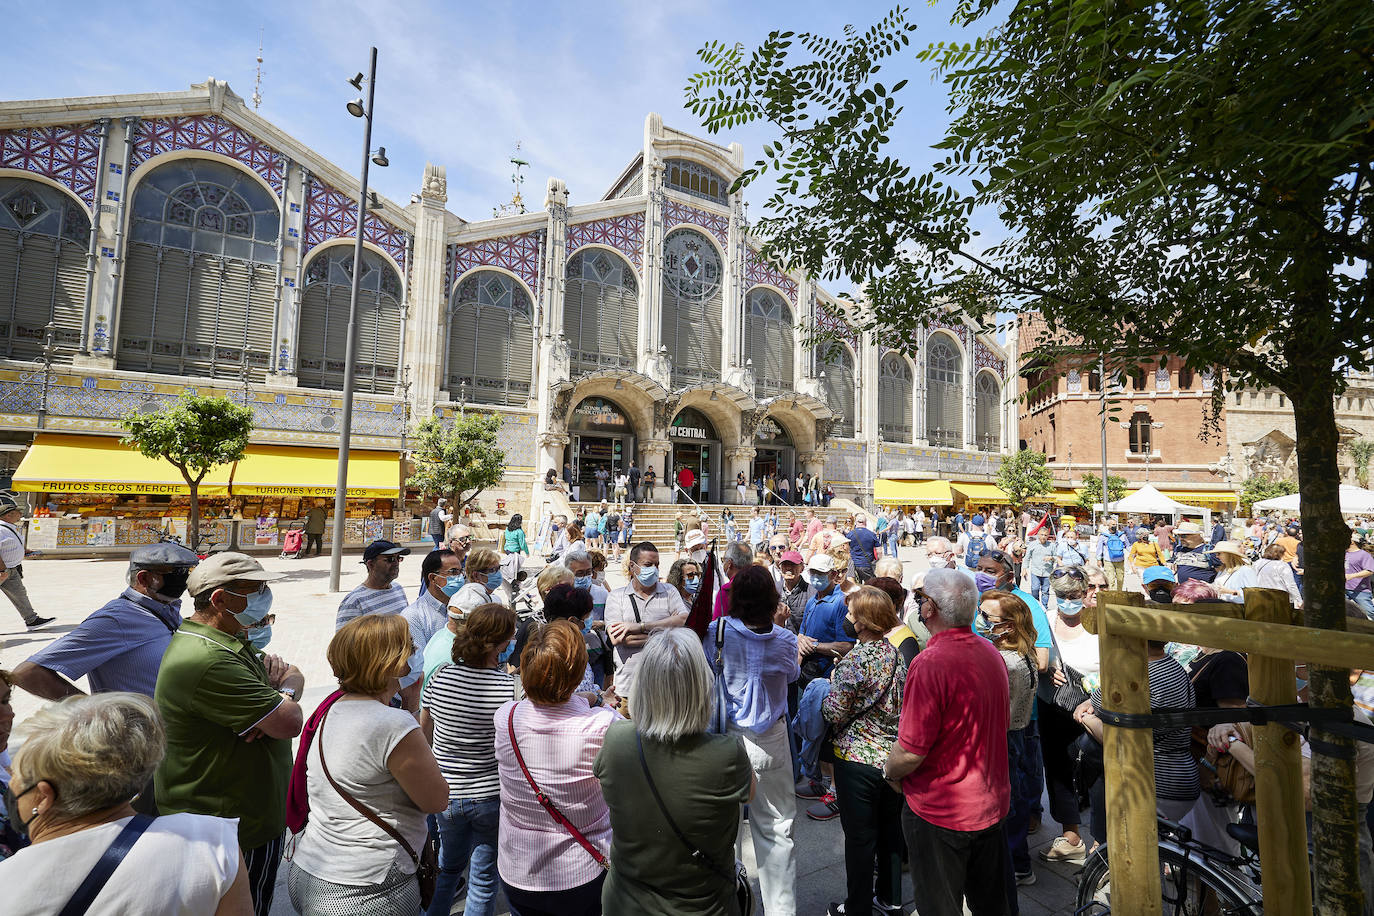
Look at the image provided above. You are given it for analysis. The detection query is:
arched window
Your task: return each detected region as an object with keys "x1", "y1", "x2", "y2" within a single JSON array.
[
  {"x1": 743, "y1": 287, "x2": 795, "y2": 398},
  {"x1": 661, "y1": 229, "x2": 723, "y2": 387},
  {"x1": 925, "y1": 334, "x2": 964, "y2": 447},
  {"x1": 975, "y1": 373, "x2": 1002, "y2": 452},
  {"x1": 1129, "y1": 367, "x2": 1148, "y2": 391},
  {"x1": 118, "y1": 159, "x2": 279, "y2": 380},
  {"x1": 1178, "y1": 365, "x2": 1194, "y2": 389},
  {"x1": 447, "y1": 270, "x2": 534, "y2": 406},
  {"x1": 296, "y1": 247, "x2": 403, "y2": 392},
  {"x1": 821, "y1": 344, "x2": 856, "y2": 438},
  {"x1": 1130, "y1": 412, "x2": 1154, "y2": 454},
  {"x1": 665, "y1": 159, "x2": 728, "y2": 205},
  {"x1": 0, "y1": 178, "x2": 90, "y2": 361},
  {"x1": 564, "y1": 249, "x2": 637, "y2": 374},
  {"x1": 878, "y1": 353, "x2": 913, "y2": 442}
]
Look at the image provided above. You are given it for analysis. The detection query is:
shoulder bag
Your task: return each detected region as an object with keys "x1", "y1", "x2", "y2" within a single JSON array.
[
  {"x1": 709, "y1": 617, "x2": 730, "y2": 734},
  {"x1": 1186, "y1": 654, "x2": 1257, "y2": 805},
  {"x1": 56, "y1": 814, "x2": 153, "y2": 916},
  {"x1": 317, "y1": 708, "x2": 438, "y2": 908},
  {"x1": 506, "y1": 703, "x2": 610, "y2": 870},
  {"x1": 1038, "y1": 619, "x2": 1091, "y2": 713},
  {"x1": 635, "y1": 731, "x2": 754, "y2": 916}
]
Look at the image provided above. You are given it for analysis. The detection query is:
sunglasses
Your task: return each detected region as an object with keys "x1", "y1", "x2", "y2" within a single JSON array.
[{"x1": 1052, "y1": 567, "x2": 1086, "y2": 581}]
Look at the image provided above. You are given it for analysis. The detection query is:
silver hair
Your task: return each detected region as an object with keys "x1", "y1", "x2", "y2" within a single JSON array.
[
  {"x1": 563, "y1": 544, "x2": 591, "y2": 568},
  {"x1": 925, "y1": 535, "x2": 953, "y2": 554},
  {"x1": 921, "y1": 568, "x2": 979, "y2": 627},
  {"x1": 1049, "y1": 565, "x2": 1093, "y2": 598},
  {"x1": 630, "y1": 628, "x2": 714, "y2": 742},
  {"x1": 873, "y1": 557, "x2": 903, "y2": 580},
  {"x1": 13, "y1": 692, "x2": 165, "y2": 818},
  {"x1": 723, "y1": 541, "x2": 754, "y2": 572}
]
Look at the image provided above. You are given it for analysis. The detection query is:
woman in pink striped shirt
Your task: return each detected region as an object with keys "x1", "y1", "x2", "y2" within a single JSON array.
[{"x1": 494, "y1": 619, "x2": 621, "y2": 915}]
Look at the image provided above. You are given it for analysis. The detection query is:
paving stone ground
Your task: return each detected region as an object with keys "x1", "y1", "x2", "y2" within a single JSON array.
[{"x1": 0, "y1": 545, "x2": 1088, "y2": 915}]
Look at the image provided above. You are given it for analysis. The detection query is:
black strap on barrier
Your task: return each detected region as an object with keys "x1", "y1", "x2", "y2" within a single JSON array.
[{"x1": 1096, "y1": 701, "x2": 1374, "y2": 759}]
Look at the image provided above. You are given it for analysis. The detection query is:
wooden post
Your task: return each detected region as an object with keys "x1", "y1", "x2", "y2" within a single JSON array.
[
  {"x1": 1243, "y1": 587, "x2": 1313, "y2": 915},
  {"x1": 1098, "y1": 591, "x2": 1163, "y2": 916}
]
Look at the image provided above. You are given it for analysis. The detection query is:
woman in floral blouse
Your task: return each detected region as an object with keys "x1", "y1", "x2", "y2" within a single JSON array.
[{"x1": 821, "y1": 586, "x2": 907, "y2": 916}]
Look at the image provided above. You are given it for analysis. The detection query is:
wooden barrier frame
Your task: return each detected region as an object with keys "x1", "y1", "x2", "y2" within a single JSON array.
[{"x1": 1085, "y1": 588, "x2": 1374, "y2": 916}]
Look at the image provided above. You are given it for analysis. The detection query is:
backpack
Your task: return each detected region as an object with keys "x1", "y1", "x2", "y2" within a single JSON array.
[
  {"x1": 965, "y1": 534, "x2": 989, "y2": 569},
  {"x1": 1105, "y1": 532, "x2": 1126, "y2": 562}
]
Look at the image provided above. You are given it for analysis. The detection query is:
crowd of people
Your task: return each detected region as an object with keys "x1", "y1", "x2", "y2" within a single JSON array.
[{"x1": 1, "y1": 495, "x2": 1372, "y2": 916}]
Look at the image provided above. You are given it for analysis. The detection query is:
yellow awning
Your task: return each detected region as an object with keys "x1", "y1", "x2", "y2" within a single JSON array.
[
  {"x1": 873, "y1": 479, "x2": 954, "y2": 506},
  {"x1": 1156, "y1": 490, "x2": 1238, "y2": 505},
  {"x1": 1048, "y1": 488, "x2": 1083, "y2": 506},
  {"x1": 12, "y1": 433, "x2": 228, "y2": 496},
  {"x1": 230, "y1": 445, "x2": 399, "y2": 498},
  {"x1": 12, "y1": 435, "x2": 399, "y2": 499},
  {"x1": 951, "y1": 482, "x2": 1010, "y2": 503}
]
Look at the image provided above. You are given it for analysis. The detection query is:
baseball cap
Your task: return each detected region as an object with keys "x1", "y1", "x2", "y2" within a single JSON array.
[
  {"x1": 187, "y1": 551, "x2": 284, "y2": 597},
  {"x1": 0, "y1": 493, "x2": 23, "y2": 515},
  {"x1": 806, "y1": 553, "x2": 836, "y2": 574},
  {"x1": 1141, "y1": 565, "x2": 1176, "y2": 585},
  {"x1": 779, "y1": 550, "x2": 804, "y2": 565},
  {"x1": 683, "y1": 529, "x2": 707, "y2": 550},
  {"x1": 362, "y1": 540, "x2": 411, "y2": 563},
  {"x1": 971, "y1": 514, "x2": 986, "y2": 527},
  {"x1": 129, "y1": 542, "x2": 200, "y2": 570}
]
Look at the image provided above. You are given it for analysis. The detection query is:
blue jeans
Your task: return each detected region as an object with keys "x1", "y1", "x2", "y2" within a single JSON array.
[
  {"x1": 1029, "y1": 574, "x2": 1051, "y2": 609},
  {"x1": 1348, "y1": 589, "x2": 1374, "y2": 620},
  {"x1": 427, "y1": 796, "x2": 500, "y2": 916}
]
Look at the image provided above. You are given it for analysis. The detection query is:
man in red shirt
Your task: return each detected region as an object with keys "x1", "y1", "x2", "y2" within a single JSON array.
[{"x1": 883, "y1": 567, "x2": 1012, "y2": 915}]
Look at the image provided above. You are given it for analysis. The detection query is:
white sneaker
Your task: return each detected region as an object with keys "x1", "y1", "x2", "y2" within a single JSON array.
[{"x1": 1039, "y1": 835, "x2": 1087, "y2": 864}]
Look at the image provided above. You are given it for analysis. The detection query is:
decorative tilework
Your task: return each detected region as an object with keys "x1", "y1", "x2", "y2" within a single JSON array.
[
  {"x1": 131, "y1": 114, "x2": 285, "y2": 196},
  {"x1": 821, "y1": 440, "x2": 867, "y2": 485},
  {"x1": 0, "y1": 122, "x2": 103, "y2": 206},
  {"x1": 449, "y1": 231, "x2": 544, "y2": 299},
  {"x1": 663, "y1": 197, "x2": 729, "y2": 247},
  {"x1": 566, "y1": 213, "x2": 644, "y2": 271},
  {"x1": 303, "y1": 177, "x2": 408, "y2": 272},
  {"x1": 974, "y1": 336, "x2": 1002, "y2": 373},
  {"x1": 928, "y1": 318, "x2": 968, "y2": 349},
  {"x1": 815, "y1": 303, "x2": 859, "y2": 351},
  {"x1": 745, "y1": 247, "x2": 797, "y2": 303},
  {"x1": 876, "y1": 443, "x2": 1004, "y2": 478}
]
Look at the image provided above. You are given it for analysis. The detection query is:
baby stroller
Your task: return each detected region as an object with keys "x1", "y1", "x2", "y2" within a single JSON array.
[{"x1": 280, "y1": 524, "x2": 305, "y2": 559}]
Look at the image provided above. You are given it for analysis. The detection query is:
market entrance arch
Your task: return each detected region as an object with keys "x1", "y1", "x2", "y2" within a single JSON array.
[
  {"x1": 566, "y1": 396, "x2": 636, "y2": 500},
  {"x1": 670, "y1": 407, "x2": 720, "y2": 503}
]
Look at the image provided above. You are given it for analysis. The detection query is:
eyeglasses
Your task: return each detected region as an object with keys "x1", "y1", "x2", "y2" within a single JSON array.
[
  {"x1": 1052, "y1": 567, "x2": 1085, "y2": 581},
  {"x1": 976, "y1": 611, "x2": 1008, "y2": 629}
]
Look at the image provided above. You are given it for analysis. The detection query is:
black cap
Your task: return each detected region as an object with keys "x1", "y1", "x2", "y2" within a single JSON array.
[
  {"x1": 362, "y1": 540, "x2": 411, "y2": 563},
  {"x1": 129, "y1": 542, "x2": 201, "y2": 569}
]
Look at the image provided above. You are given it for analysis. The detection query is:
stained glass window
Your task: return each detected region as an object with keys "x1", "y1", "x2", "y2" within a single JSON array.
[
  {"x1": 879, "y1": 354, "x2": 914, "y2": 442},
  {"x1": 975, "y1": 372, "x2": 1002, "y2": 452},
  {"x1": 296, "y1": 246, "x2": 404, "y2": 393},
  {"x1": 744, "y1": 287, "x2": 794, "y2": 398},
  {"x1": 130, "y1": 159, "x2": 278, "y2": 263},
  {"x1": 821, "y1": 344, "x2": 856, "y2": 438},
  {"x1": 925, "y1": 334, "x2": 964, "y2": 447},
  {"x1": 662, "y1": 229, "x2": 723, "y2": 386},
  {"x1": 665, "y1": 159, "x2": 728, "y2": 205},
  {"x1": 447, "y1": 270, "x2": 534, "y2": 406},
  {"x1": 0, "y1": 178, "x2": 91, "y2": 359},
  {"x1": 565, "y1": 249, "x2": 638, "y2": 374}
]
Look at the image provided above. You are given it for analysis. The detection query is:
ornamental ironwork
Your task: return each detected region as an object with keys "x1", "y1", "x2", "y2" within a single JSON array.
[{"x1": 663, "y1": 229, "x2": 722, "y2": 302}]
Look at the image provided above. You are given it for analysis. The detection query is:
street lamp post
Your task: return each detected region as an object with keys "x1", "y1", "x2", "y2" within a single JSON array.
[
  {"x1": 329, "y1": 47, "x2": 389, "y2": 592},
  {"x1": 397, "y1": 364, "x2": 411, "y2": 514},
  {"x1": 1099, "y1": 354, "x2": 1111, "y2": 526},
  {"x1": 36, "y1": 323, "x2": 56, "y2": 430}
]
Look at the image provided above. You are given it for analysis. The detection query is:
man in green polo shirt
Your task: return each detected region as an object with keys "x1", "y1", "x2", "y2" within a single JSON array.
[{"x1": 155, "y1": 552, "x2": 304, "y2": 916}]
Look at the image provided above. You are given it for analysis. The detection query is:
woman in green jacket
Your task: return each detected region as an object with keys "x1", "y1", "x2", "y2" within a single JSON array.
[{"x1": 504, "y1": 514, "x2": 530, "y2": 555}]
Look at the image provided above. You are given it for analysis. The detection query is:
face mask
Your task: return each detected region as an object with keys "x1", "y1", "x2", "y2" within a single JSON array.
[
  {"x1": 1058, "y1": 598, "x2": 1084, "y2": 616},
  {"x1": 684, "y1": 575, "x2": 701, "y2": 594},
  {"x1": 574, "y1": 575, "x2": 593, "y2": 591},
  {"x1": 973, "y1": 572, "x2": 999, "y2": 593},
  {"x1": 155, "y1": 568, "x2": 190, "y2": 600},
  {"x1": 497, "y1": 641, "x2": 515, "y2": 665},
  {"x1": 808, "y1": 572, "x2": 831, "y2": 592},
  {"x1": 690, "y1": 549, "x2": 707, "y2": 564},
  {"x1": 581, "y1": 617, "x2": 593, "y2": 634},
  {"x1": 842, "y1": 617, "x2": 858, "y2": 639},
  {"x1": 440, "y1": 574, "x2": 465, "y2": 596},
  {"x1": 1147, "y1": 587, "x2": 1173, "y2": 603},
  {"x1": 486, "y1": 570, "x2": 504, "y2": 592},
  {"x1": 3, "y1": 782, "x2": 38, "y2": 838},
  {"x1": 244, "y1": 625, "x2": 273, "y2": 650},
  {"x1": 229, "y1": 587, "x2": 273, "y2": 627},
  {"x1": 636, "y1": 565, "x2": 659, "y2": 588}
]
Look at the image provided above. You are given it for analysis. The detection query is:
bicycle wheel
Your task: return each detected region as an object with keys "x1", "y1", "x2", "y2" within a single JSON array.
[{"x1": 1075, "y1": 843, "x2": 1262, "y2": 915}]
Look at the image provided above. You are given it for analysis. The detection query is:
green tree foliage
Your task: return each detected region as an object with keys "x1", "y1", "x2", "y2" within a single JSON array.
[
  {"x1": 995, "y1": 449, "x2": 1053, "y2": 509},
  {"x1": 406, "y1": 413, "x2": 505, "y2": 512},
  {"x1": 1239, "y1": 477, "x2": 1300, "y2": 515},
  {"x1": 121, "y1": 394, "x2": 254, "y2": 549},
  {"x1": 1347, "y1": 439, "x2": 1374, "y2": 490},
  {"x1": 687, "y1": 6, "x2": 1373, "y2": 906},
  {"x1": 1075, "y1": 472, "x2": 1129, "y2": 513}
]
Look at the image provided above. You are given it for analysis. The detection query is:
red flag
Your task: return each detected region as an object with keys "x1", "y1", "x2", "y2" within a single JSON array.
[
  {"x1": 685, "y1": 539, "x2": 718, "y2": 639},
  {"x1": 1028, "y1": 511, "x2": 1051, "y2": 538}
]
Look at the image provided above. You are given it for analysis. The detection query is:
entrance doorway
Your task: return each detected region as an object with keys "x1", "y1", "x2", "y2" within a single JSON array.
[
  {"x1": 670, "y1": 407, "x2": 720, "y2": 504},
  {"x1": 566, "y1": 396, "x2": 635, "y2": 501},
  {"x1": 751, "y1": 416, "x2": 795, "y2": 501}
]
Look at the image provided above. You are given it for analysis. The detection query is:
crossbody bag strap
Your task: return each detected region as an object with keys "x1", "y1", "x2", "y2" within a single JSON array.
[
  {"x1": 316, "y1": 706, "x2": 419, "y2": 866},
  {"x1": 634, "y1": 731, "x2": 733, "y2": 882},
  {"x1": 505, "y1": 704, "x2": 609, "y2": 870},
  {"x1": 56, "y1": 814, "x2": 154, "y2": 916}
]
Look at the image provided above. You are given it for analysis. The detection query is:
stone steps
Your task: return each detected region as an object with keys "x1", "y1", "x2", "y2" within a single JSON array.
[{"x1": 566, "y1": 501, "x2": 850, "y2": 547}]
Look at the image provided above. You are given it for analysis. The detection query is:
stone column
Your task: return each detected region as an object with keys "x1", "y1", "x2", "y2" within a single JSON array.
[
  {"x1": 535, "y1": 431, "x2": 570, "y2": 502},
  {"x1": 405, "y1": 163, "x2": 450, "y2": 419},
  {"x1": 721, "y1": 196, "x2": 746, "y2": 386},
  {"x1": 641, "y1": 438, "x2": 672, "y2": 504},
  {"x1": 964, "y1": 344, "x2": 977, "y2": 451},
  {"x1": 639, "y1": 117, "x2": 666, "y2": 373},
  {"x1": 725, "y1": 446, "x2": 757, "y2": 505},
  {"x1": 541, "y1": 179, "x2": 568, "y2": 339},
  {"x1": 799, "y1": 450, "x2": 827, "y2": 483},
  {"x1": 860, "y1": 330, "x2": 878, "y2": 444},
  {"x1": 267, "y1": 159, "x2": 307, "y2": 387}
]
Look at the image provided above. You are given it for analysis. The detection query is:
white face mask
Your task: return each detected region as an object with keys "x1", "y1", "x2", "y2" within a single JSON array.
[{"x1": 690, "y1": 548, "x2": 707, "y2": 563}]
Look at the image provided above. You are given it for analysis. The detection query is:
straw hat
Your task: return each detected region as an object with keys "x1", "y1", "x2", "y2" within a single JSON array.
[{"x1": 1208, "y1": 540, "x2": 1247, "y2": 561}]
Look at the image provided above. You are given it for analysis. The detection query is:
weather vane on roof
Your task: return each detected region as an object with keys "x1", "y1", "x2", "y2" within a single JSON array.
[
  {"x1": 251, "y1": 29, "x2": 264, "y2": 110},
  {"x1": 493, "y1": 142, "x2": 529, "y2": 218}
]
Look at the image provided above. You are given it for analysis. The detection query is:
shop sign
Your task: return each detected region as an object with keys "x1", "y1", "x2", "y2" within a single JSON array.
[
  {"x1": 672, "y1": 425, "x2": 708, "y2": 440},
  {"x1": 32, "y1": 481, "x2": 188, "y2": 495},
  {"x1": 756, "y1": 419, "x2": 783, "y2": 442},
  {"x1": 572, "y1": 398, "x2": 628, "y2": 429}
]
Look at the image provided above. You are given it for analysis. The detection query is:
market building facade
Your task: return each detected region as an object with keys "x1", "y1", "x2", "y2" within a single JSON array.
[{"x1": 0, "y1": 79, "x2": 1012, "y2": 550}]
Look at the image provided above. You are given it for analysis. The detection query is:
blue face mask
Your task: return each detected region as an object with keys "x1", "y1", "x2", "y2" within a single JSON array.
[
  {"x1": 1058, "y1": 598, "x2": 1085, "y2": 616},
  {"x1": 684, "y1": 575, "x2": 701, "y2": 594},
  {"x1": 581, "y1": 617, "x2": 593, "y2": 634},
  {"x1": 574, "y1": 575, "x2": 593, "y2": 591},
  {"x1": 636, "y1": 564, "x2": 659, "y2": 588},
  {"x1": 497, "y1": 640, "x2": 515, "y2": 665},
  {"x1": 974, "y1": 571, "x2": 999, "y2": 593},
  {"x1": 229, "y1": 586, "x2": 273, "y2": 627},
  {"x1": 486, "y1": 570, "x2": 504, "y2": 592},
  {"x1": 808, "y1": 572, "x2": 831, "y2": 592},
  {"x1": 440, "y1": 574, "x2": 465, "y2": 597},
  {"x1": 244, "y1": 625, "x2": 273, "y2": 651}
]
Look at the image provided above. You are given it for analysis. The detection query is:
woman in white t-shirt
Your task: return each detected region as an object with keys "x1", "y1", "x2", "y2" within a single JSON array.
[
  {"x1": 0, "y1": 692, "x2": 250, "y2": 914},
  {"x1": 288, "y1": 614, "x2": 449, "y2": 915}
]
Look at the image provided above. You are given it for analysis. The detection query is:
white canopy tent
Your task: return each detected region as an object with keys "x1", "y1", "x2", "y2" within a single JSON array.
[
  {"x1": 1253, "y1": 483, "x2": 1374, "y2": 515},
  {"x1": 1094, "y1": 483, "x2": 1211, "y2": 529}
]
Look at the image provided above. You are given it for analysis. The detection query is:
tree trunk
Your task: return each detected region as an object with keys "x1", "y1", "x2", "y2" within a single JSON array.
[
  {"x1": 186, "y1": 479, "x2": 201, "y2": 553},
  {"x1": 1287, "y1": 368, "x2": 1363, "y2": 915}
]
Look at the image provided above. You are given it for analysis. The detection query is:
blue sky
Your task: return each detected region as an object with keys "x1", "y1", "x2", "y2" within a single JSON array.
[{"x1": 9, "y1": 0, "x2": 984, "y2": 227}]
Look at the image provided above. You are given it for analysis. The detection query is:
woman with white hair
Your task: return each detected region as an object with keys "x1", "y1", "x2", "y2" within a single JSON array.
[
  {"x1": 594, "y1": 628, "x2": 753, "y2": 914},
  {"x1": 0, "y1": 692, "x2": 252, "y2": 914}
]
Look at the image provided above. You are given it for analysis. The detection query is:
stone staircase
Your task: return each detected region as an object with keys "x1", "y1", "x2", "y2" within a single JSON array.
[{"x1": 567, "y1": 500, "x2": 852, "y2": 550}]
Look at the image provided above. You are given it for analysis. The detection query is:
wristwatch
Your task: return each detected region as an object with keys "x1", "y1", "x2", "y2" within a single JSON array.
[{"x1": 279, "y1": 686, "x2": 298, "y2": 701}]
